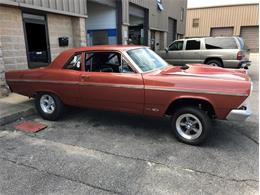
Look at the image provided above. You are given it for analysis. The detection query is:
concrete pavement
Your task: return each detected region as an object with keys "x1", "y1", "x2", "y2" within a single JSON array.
[{"x1": 0, "y1": 93, "x2": 35, "y2": 126}]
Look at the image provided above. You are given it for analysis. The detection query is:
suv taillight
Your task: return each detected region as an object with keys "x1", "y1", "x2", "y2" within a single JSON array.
[{"x1": 237, "y1": 51, "x2": 243, "y2": 60}]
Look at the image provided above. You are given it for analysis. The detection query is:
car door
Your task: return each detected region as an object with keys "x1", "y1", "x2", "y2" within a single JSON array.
[
  {"x1": 79, "y1": 51, "x2": 145, "y2": 115},
  {"x1": 182, "y1": 39, "x2": 203, "y2": 64},
  {"x1": 164, "y1": 40, "x2": 184, "y2": 65}
]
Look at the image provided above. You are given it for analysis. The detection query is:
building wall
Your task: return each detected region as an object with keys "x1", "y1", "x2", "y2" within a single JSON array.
[
  {"x1": 185, "y1": 4, "x2": 259, "y2": 37},
  {"x1": 119, "y1": 0, "x2": 186, "y2": 49},
  {"x1": 72, "y1": 17, "x2": 87, "y2": 48},
  {"x1": 1, "y1": 0, "x2": 87, "y2": 17},
  {"x1": 127, "y1": 0, "x2": 187, "y2": 35},
  {"x1": 0, "y1": 6, "x2": 28, "y2": 96},
  {"x1": 48, "y1": 13, "x2": 74, "y2": 60}
]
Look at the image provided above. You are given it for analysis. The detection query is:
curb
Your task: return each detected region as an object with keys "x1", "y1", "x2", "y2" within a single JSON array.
[{"x1": 0, "y1": 107, "x2": 36, "y2": 126}]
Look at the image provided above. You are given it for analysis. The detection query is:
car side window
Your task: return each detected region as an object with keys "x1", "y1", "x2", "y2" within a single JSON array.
[
  {"x1": 119, "y1": 59, "x2": 134, "y2": 73},
  {"x1": 85, "y1": 52, "x2": 134, "y2": 73},
  {"x1": 64, "y1": 53, "x2": 81, "y2": 71},
  {"x1": 169, "y1": 41, "x2": 184, "y2": 51},
  {"x1": 185, "y1": 40, "x2": 200, "y2": 50}
]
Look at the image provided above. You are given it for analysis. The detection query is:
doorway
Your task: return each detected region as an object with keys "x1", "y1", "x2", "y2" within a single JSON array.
[
  {"x1": 23, "y1": 13, "x2": 50, "y2": 69},
  {"x1": 129, "y1": 3, "x2": 148, "y2": 46},
  {"x1": 167, "y1": 18, "x2": 177, "y2": 46}
]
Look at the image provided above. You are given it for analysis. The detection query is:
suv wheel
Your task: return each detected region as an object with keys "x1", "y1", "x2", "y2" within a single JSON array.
[
  {"x1": 206, "y1": 59, "x2": 223, "y2": 67},
  {"x1": 171, "y1": 107, "x2": 211, "y2": 145}
]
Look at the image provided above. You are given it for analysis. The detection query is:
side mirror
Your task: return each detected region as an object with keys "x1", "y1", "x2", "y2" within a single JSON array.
[{"x1": 165, "y1": 47, "x2": 169, "y2": 53}]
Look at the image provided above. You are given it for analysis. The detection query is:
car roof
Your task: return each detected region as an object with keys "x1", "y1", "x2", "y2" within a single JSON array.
[
  {"x1": 48, "y1": 45, "x2": 145, "y2": 69},
  {"x1": 66, "y1": 45, "x2": 145, "y2": 53},
  {"x1": 176, "y1": 36, "x2": 237, "y2": 41}
]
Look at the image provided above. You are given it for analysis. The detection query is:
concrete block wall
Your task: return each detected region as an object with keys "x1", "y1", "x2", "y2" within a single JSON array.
[
  {"x1": 72, "y1": 17, "x2": 87, "y2": 47},
  {"x1": 47, "y1": 13, "x2": 75, "y2": 60},
  {"x1": 0, "y1": 5, "x2": 87, "y2": 97},
  {"x1": 0, "y1": 6, "x2": 28, "y2": 97}
]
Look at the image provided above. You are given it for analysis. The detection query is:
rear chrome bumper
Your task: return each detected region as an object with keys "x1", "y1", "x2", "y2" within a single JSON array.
[
  {"x1": 226, "y1": 101, "x2": 252, "y2": 121},
  {"x1": 238, "y1": 61, "x2": 251, "y2": 69},
  {"x1": 223, "y1": 60, "x2": 251, "y2": 69}
]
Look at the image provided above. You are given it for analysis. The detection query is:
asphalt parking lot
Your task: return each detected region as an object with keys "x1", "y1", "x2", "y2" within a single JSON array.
[{"x1": 0, "y1": 54, "x2": 258, "y2": 195}]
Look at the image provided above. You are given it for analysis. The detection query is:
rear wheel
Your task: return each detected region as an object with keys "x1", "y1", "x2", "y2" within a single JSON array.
[
  {"x1": 171, "y1": 107, "x2": 211, "y2": 145},
  {"x1": 35, "y1": 93, "x2": 64, "y2": 121},
  {"x1": 206, "y1": 59, "x2": 223, "y2": 67}
]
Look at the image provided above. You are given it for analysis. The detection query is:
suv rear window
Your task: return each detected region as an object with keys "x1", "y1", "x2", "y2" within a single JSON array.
[{"x1": 205, "y1": 37, "x2": 238, "y2": 49}]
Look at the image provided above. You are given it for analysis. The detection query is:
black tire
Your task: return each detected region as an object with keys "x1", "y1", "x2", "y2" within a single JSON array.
[
  {"x1": 171, "y1": 107, "x2": 211, "y2": 145},
  {"x1": 35, "y1": 92, "x2": 64, "y2": 121},
  {"x1": 206, "y1": 59, "x2": 223, "y2": 67}
]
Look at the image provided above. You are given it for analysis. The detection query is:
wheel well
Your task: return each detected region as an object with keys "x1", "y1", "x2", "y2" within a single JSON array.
[
  {"x1": 165, "y1": 98, "x2": 216, "y2": 118},
  {"x1": 204, "y1": 57, "x2": 223, "y2": 65},
  {"x1": 33, "y1": 91, "x2": 59, "y2": 99}
]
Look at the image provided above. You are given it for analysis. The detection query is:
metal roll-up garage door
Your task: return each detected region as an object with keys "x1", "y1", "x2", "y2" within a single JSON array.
[
  {"x1": 167, "y1": 18, "x2": 177, "y2": 46},
  {"x1": 210, "y1": 27, "x2": 234, "y2": 37},
  {"x1": 240, "y1": 26, "x2": 259, "y2": 52}
]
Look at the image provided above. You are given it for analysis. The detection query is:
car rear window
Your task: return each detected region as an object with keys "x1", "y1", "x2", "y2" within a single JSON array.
[{"x1": 205, "y1": 38, "x2": 238, "y2": 49}]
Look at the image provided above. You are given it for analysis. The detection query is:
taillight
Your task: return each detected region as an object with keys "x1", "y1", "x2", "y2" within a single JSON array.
[{"x1": 237, "y1": 51, "x2": 243, "y2": 60}]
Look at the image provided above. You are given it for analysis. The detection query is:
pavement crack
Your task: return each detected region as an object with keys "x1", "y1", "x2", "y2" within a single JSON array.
[
  {"x1": 0, "y1": 156, "x2": 121, "y2": 195},
  {"x1": 6, "y1": 133, "x2": 259, "y2": 186},
  {"x1": 180, "y1": 168, "x2": 259, "y2": 184},
  {"x1": 234, "y1": 130, "x2": 258, "y2": 145},
  {"x1": 78, "y1": 146, "x2": 259, "y2": 184}
]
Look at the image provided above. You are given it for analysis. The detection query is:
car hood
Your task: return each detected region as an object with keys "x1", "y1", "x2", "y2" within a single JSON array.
[{"x1": 160, "y1": 64, "x2": 250, "y2": 81}]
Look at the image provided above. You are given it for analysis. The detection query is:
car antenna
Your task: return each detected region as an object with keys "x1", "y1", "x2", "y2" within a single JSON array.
[{"x1": 180, "y1": 64, "x2": 189, "y2": 70}]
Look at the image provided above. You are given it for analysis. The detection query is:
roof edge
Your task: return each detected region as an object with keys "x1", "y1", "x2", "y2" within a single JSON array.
[{"x1": 188, "y1": 3, "x2": 258, "y2": 10}]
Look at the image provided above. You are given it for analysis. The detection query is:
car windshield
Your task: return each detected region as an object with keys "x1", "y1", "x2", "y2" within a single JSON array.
[{"x1": 127, "y1": 48, "x2": 168, "y2": 72}]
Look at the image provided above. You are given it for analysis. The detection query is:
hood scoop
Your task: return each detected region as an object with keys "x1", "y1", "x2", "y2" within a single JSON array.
[{"x1": 180, "y1": 64, "x2": 190, "y2": 70}]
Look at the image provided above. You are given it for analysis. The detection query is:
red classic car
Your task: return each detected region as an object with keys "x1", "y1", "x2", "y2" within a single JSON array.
[{"x1": 5, "y1": 45, "x2": 252, "y2": 145}]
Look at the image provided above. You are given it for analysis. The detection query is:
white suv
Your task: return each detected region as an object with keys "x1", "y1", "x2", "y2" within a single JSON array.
[{"x1": 158, "y1": 37, "x2": 250, "y2": 68}]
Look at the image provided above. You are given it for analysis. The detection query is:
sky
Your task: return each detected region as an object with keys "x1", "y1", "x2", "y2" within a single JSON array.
[{"x1": 188, "y1": 0, "x2": 259, "y2": 8}]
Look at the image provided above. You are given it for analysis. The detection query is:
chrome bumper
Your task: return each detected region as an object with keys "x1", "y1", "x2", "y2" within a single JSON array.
[
  {"x1": 238, "y1": 60, "x2": 251, "y2": 69},
  {"x1": 226, "y1": 102, "x2": 252, "y2": 121}
]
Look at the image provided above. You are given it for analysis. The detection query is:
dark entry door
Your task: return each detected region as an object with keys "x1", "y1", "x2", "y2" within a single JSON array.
[
  {"x1": 23, "y1": 13, "x2": 50, "y2": 69},
  {"x1": 167, "y1": 18, "x2": 177, "y2": 46}
]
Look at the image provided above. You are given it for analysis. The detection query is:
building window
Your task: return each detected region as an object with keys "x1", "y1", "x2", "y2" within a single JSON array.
[
  {"x1": 180, "y1": 8, "x2": 184, "y2": 21},
  {"x1": 192, "y1": 18, "x2": 199, "y2": 28}
]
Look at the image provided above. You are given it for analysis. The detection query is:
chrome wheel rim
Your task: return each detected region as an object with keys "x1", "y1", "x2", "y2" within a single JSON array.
[
  {"x1": 40, "y1": 94, "x2": 55, "y2": 114},
  {"x1": 176, "y1": 113, "x2": 203, "y2": 140}
]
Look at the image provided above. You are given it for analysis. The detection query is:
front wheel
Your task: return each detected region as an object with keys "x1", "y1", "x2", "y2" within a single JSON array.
[
  {"x1": 171, "y1": 107, "x2": 211, "y2": 145},
  {"x1": 35, "y1": 93, "x2": 64, "y2": 121}
]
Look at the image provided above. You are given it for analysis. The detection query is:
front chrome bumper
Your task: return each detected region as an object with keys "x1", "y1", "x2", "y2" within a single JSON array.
[{"x1": 226, "y1": 101, "x2": 252, "y2": 121}]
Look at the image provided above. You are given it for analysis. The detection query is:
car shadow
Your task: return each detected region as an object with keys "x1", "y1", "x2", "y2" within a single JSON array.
[{"x1": 57, "y1": 106, "x2": 257, "y2": 148}]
